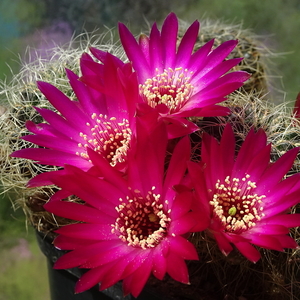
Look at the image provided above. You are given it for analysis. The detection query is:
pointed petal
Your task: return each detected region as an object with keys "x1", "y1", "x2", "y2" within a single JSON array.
[
  {"x1": 249, "y1": 224, "x2": 289, "y2": 235},
  {"x1": 220, "y1": 124, "x2": 235, "y2": 175},
  {"x1": 44, "y1": 200, "x2": 114, "y2": 224},
  {"x1": 165, "y1": 117, "x2": 199, "y2": 138},
  {"x1": 213, "y1": 231, "x2": 234, "y2": 255},
  {"x1": 176, "y1": 20, "x2": 199, "y2": 67},
  {"x1": 152, "y1": 246, "x2": 167, "y2": 280},
  {"x1": 161, "y1": 12, "x2": 178, "y2": 68},
  {"x1": 121, "y1": 249, "x2": 150, "y2": 278},
  {"x1": 55, "y1": 223, "x2": 116, "y2": 241},
  {"x1": 168, "y1": 236, "x2": 198, "y2": 260},
  {"x1": 27, "y1": 170, "x2": 65, "y2": 187},
  {"x1": 192, "y1": 40, "x2": 238, "y2": 80},
  {"x1": 262, "y1": 214, "x2": 300, "y2": 228},
  {"x1": 33, "y1": 107, "x2": 80, "y2": 138},
  {"x1": 49, "y1": 165, "x2": 124, "y2": 211},
  {"x1": 11, "y1": 148, "x2": 91, "y2": 169},
  {"x1": 233, "y1": 128, "x2": 267, "y2": 177},
  {"x1": 99, "y1": 258, "x2": 132, "y2": 291},
  {"x1": 195, "y1": 71, "x2": 250, "y2": 103},
  {"x1": 276, "y1": 235, "x2": 298, "y2": 248},
  {"x1": 169, "y1": 214, "x2": 197, "y2": 235},
  {"x1": 234, "y1": 242, "x2": 261, "y2": 262},
  {"x1": 187, "y1": 39, "x2": 214, "y2": 73},
  {"x1": 293, "y1": 92, "x2": 300, "y2": 120},
  {"x1": 54, "y1": 235, "x2": 95, "y2": 250},
  {"x1": 166, "y1": 252, "x2": 189, "y2": 284},
  {"x1": 22, "y1": 133, "x2": 80, "y2": 153},
  {"x1": 163, "y1": 136, "x2": 190, "y2": 202},
  {"x1": 250, "y1": 234, "x2": 283, "y2": 251},
  {"x1": 244, "y1": 144, "x2": 272, "y2": 182},
  {"x1": 87, "y1": 148, "x2": 128, "y2": 194},
  {"x1": 149, "y1": 23, "x2": 163, "y2": 73},
  {"x1": 80, "y1": 242, "x2": 136, "y2": 269},
  {"x1": 54, "y1": 241, "x2": 117, "y2": 269},
  {"x1": 259, "y1": 147, "x2": 299, "y2": 190},
  {"x1": 37, "y1": 81, "x2": 89, "y2": 128},
  {"x1": 118, "y1": 22, "x2": 151, "y2": 81},
  {"x1": 263, "y1": 190, "x2": 300, "y2": 216},
  {"x1": 170, "y1": 191, "x2": 193, "y2": 220},
  {"x1": 66, "y1": 68, "x2": 98, "y2": 115},
  {"x1": 263, "y1": 174, "x2": 300, "y2": 208},
  {"x1": 125, "y1": 258, "x2": 153, "y2": 297},
  {"x1": 138, "y1": 34, "x2": 150, "y2": 65},
  {"x1": 194, "y1": 58, "x2": 243, "y2": 91},
  {"x1": 75, "y1": 263, "x2": 112, "y2": 293}
]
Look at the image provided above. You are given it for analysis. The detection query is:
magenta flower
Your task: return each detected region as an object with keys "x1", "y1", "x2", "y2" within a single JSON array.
[
  {"x1": 44, "y1": 123, "x2": 209, "y2": 297},
  {"x1": 117, "y1": 12, "x2": 250, "y2": 137},
  {"x1": 11, "y1": 53, "x2": 138, "y2": 186},
  {"x1": 292, "y1": 92, "x2": 300, "y2": 121},
  {"x1": 188, "y1": 124, "x2": 300, "y2": 262}
]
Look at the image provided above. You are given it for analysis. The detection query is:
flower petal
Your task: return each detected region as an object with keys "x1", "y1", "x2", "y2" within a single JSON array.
[
  {"x1": 169, "y1": 213, "x2": 197, "y2": 235},
  {"x1": 262, "y1": 214, "x2": 300, "y2": 228},
  {"x1": 55, "y1": 223, "x2": 117, "y2": 241},
  {"x1": 45, "y1": 200, "x2": 114, "y2": 224},
  {"x1": 11, "y1": 148, "x2": 91, "y2": 169},
  {"x1": 123, "y1": 257, "x2": 153, "y2": 298},
  {"x1": 212, "y1": 231, "x2": 234, "y2": 256},
  {"x1": 234, "y1": 242, "x2": 261, "y2": 262},
  {"x1": 176, "y1": 20, "x2": 199, "y2": 67},
  {"x1": 118, "y1": 22, "x2": 151, "y2": 81},
  {"x1": 250, "y1": 234, "x2": 283, "y2": 251},
  {"x1": 161, "y1": 12, "x2": 178, "y2": 68},
  {"x1": 166, "y1": 251, "x2": 190, "y2": 284},
  {"x1": 37, "y1": 81, "x2": 89, "y2": 128},
  {"x1": 152, "y1": 246, "x2": 167, "y2": 280},
  {"x1": 54, "y1": 241, "x2": 118, "y2": 269},
  {"x1": 168, "y1": 236, "x2": 198, "y2": 260},
  {"x1": 149, "y1": 23, "x2": 163, "y2": 73},
  {"x1": 75, "y1": 263, "x2": 112, "y2": 293}
]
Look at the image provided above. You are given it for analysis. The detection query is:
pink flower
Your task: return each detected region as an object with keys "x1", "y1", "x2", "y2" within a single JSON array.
[
  {"x1": 188, "y1": 124, "x2": 300, "y2": 262},
  {"x1": 11, "y1": 53, "x2": 138, "y2": 186},
  {"x1": 44, "y1": 123, "x2": 209, "y2": 297},
  {"x1": 292, "y1": 92, "x2": 300, "y2": 123},
  {"x1": 117, "y1": 12, "x2": 250, "y2": 137}
]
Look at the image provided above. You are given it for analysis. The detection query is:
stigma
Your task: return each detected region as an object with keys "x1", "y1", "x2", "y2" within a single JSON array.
[
  {"x1": 140, "y1": 67, "x2": 194, "y2": 114},
  {"x1": 111, "y1": 187, "x2": 171, "y2": 250},
  {"x1": 210, "y1": 174, "x2": 266, "y2": 233},
  {"x1": 76, "y1": 114, "x2": 132, "y2": 167}
]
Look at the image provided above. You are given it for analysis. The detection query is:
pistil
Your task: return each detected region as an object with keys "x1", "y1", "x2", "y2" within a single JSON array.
[
  {"x1": 140, "y1": 67, "x2": 194, "y2": 114},
  {"x1": 210, "y1": 175, "x2": 266, "y2": 233},
  {"x1": 111, "y1": 187, "x2": 171, "y2": 249},
  {"x1": 76, "y1": 113, "x2": 131, "y2": 167}
]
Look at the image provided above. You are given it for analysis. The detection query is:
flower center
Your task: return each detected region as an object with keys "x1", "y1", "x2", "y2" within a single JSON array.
[
  {"x1": 139, "y1": 67, "x2": 194, "y2": 114},
  {"x1": 210, "y1": 175, "x2": 266, "y2": 233},
  {"x1": 111, "y1": 187, "x2": 171, "y2": 249},
  {"x1": 76, "y1": 114, "x2": 131, "y2": 167}
]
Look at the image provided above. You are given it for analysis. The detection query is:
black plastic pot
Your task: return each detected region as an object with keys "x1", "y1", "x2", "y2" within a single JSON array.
[{"x1": 36, "y1": 232, "x2": 167, "y2": 300}]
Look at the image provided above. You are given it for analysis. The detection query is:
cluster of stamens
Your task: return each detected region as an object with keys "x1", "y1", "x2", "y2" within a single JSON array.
[
  {"x1": 210, "y1": 174, "x2": 266, "y2": 233},
  {"x1": 111, "y1": 187, "x2": 171, "y2": 250},
  {"x1": 76, "y1": 114, "x2": 132, "y2": 167},
  {"x1": 140, "y1": 67, "x2": 194, "y2": 114}
]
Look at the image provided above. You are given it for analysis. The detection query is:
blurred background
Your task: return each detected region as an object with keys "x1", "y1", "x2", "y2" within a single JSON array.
[{"x1": 1, "y1": 0, "x2": 300, "y2": 299}]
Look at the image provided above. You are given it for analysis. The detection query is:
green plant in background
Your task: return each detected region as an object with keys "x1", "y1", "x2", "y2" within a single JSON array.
[
  {"x1": 1, "y1": 0, "x2": 300, "y2": 99},
  {"x1": 0, "y1": 0, "x2": 45, "y2": 81},
  {"x1": 1, "y1": 1, "x2": 300, "y2": 299},
  {"x1": 0, "y1": 235, "x2": 49, "y2": 300},
  {"x1": 1, "y1": 11, "x2": 300, "y2": 298},
  {"x1": 185, "y1": 0, "x2": 300, "y2": 101}
]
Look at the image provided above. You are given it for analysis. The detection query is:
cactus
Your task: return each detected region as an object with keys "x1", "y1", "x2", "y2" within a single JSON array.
[{"x1": 1, "y1": 18, "x2": 299, "y2": 299}]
